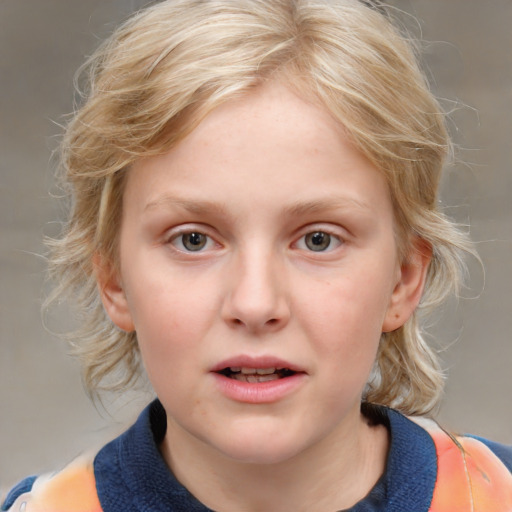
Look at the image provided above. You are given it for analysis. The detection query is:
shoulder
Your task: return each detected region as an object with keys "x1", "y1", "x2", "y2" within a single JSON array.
[
  {"x1": 413, "y1": 415, "x2": 512, "y2": 472},
  {"x1": 2, "y1": 401, "x2": 208, "y2": 512},
  {"x1": 466, "y1": 434, "x2": 512, "y2": 472},
  {"x1": 411, "y1": 416, "x2": 512, "y2": 511},
  {"x1": 369, "y1": 406, "x2": 512, "y2": 511},
  {"x1": 1, "y1": 457, "x2": 102, "y2": 512}
]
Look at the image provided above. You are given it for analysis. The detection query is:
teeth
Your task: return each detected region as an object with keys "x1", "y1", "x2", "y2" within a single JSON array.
[
  {"x1": 255, "y1": 374, "x2": 279, "y2": 382},
  {"x1": 234, "y1": 367, "x2": 277, "y2": 375},
  {"x1": 256, "y1": 368, "x2": 276, "y2": 375},
  {"x1": 233, "y1": 373, "x2": 280, "y2": 383}
]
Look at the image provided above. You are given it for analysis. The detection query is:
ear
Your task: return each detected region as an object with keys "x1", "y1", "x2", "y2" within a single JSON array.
[
  {"x1": 382, "y1": 238, "x2": 432, "y2": 333},
  {"x1": 93, "y1": 252, "x2": 135, "y2": 332}
]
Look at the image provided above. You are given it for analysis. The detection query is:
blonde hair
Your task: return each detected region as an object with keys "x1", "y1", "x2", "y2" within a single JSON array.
[{"x1": 50, "y1": 0, "x2": 474, "y2": 415}]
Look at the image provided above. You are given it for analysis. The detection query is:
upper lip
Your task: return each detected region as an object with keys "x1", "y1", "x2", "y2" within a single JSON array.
[{"x1": 210, "y1": 355, "x2": 306, "y2": 373}]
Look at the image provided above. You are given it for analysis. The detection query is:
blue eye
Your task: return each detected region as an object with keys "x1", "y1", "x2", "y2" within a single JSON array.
[
  {"x1": 171, "y1": 232, "x2": 213, "y2": 252},
  {"x1": 297, "y1": 231, "x2": 342, "y2": 252}
]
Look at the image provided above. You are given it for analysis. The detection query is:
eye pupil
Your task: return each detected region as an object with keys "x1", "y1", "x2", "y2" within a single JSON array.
[
  {"x1": 305, "y1": 231, "x2": 331, "y2": 251},
  {"x1": 183, "y1": 232, "x2": 207, "y2": 251}
]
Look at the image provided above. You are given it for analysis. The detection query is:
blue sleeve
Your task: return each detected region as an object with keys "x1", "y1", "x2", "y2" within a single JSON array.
[
  {"x1": 468, "y1": 435, "x2": 512, "y2": 472},
  {"x1": 1, "y1": 476, "x2": 37, "y2": 511}
]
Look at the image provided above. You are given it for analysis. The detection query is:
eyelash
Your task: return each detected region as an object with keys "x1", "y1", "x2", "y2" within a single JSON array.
[{"x1": 167, "y1": 227, "x2": 344, "y2": 254}]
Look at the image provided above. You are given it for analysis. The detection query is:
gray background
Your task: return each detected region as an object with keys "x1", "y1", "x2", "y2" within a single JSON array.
[{"x1": 1, "y1": 0, "x2": 511, "y2": 491}]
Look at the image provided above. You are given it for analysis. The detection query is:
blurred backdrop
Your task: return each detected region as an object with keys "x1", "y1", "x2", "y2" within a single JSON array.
[{"x1": 1, "y1": 0, "x2": 511, "y2": 489}]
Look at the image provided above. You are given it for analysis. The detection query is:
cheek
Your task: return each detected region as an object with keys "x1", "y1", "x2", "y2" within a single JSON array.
[
  {"x1": 124, "y1": 272, "x2": 213, "y2": 369},
  {"x1": 132, "y1": 293, "x2": 208, "y2": 410},
  {"x1": 125, "y1": 252, "x2": 219, "y2": 329},
  {"x1": 295, "y1": 269, "x2": 393, "y2": 364}
]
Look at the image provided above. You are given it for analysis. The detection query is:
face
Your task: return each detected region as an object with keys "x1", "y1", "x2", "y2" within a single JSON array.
[{"x1": 99, "y1": 83, "x2": 426, "y2": 466}]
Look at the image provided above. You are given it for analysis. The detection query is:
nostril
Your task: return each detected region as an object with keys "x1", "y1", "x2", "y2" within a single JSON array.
[{"x1": 230, "y1": 317, "x2": 280, "y2": 328}]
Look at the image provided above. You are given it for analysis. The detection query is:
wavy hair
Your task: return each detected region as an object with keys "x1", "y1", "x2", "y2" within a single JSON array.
[{"x1": 49, "y1": 0, "x2": 474, "y2": 415}]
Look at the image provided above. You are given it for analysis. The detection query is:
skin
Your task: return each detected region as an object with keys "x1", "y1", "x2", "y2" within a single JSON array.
[{"x1": 97, "y1": 83, "x2": 430, "y2": 511}]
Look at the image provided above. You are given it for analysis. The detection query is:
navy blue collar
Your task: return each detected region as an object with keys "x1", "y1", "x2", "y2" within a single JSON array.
[{"x1": 94, "y1": 400, "x2": 437, "y2": 512}]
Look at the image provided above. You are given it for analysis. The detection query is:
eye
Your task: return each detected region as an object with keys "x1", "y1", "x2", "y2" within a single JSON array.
[
  {"x1": 296, "y1": 230, "x2": 342, "y2": 252},
  {"x1": 171, "y1": 231, "x2": 215, "y2": 252}
]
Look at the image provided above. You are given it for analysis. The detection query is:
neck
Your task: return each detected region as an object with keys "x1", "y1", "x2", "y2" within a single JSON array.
[{"x1": 161, "y1": 408, "x2": 389, "y2": 512}]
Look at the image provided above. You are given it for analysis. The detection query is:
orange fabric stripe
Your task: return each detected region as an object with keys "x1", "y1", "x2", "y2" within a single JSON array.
[
  {"x1": 429, "y1": 430, "x2": 512, "y2": 512},
  {"x1": 29, "y1": 461, "x2": 102, "y2": 512}
]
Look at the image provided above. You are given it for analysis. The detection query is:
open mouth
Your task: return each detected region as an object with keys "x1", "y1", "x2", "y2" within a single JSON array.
[{"x1": 217, "y1": 367, "x2": 297, "y2": 383}]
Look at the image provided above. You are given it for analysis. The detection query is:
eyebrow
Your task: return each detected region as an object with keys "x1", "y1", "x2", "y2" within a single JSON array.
[
  {"x1": 143, "y1": 195, "x2": 372, "y2": 217},
  {"x1": 144, "y1": 196, "x2": 229, "y2": 216},
  {"x1": 283, "y1": 197, "x2": 373, "y2": 217}
]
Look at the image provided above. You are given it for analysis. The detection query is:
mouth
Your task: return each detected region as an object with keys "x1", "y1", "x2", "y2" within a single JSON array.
[
  {"x1": 211, "y1": 358, "x2": 307, "y2": 402},
  {"x1": 216, "y1": 367, "x2": 297, "y2": 383}
]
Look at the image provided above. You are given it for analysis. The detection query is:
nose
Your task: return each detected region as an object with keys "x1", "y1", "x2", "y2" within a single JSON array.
[{"x1": 221, "y1": 248, "x2": 291, "y2": 333}]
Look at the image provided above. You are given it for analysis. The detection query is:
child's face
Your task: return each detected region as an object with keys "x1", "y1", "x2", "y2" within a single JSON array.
[{"x1": 100, "y1": 83, "x2": 423, "y2": 465}]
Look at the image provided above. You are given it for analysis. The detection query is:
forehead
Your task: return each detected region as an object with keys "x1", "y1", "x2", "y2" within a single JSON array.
[{"x1": 125, "y1": 82, "x2": 392, "y2": 223}]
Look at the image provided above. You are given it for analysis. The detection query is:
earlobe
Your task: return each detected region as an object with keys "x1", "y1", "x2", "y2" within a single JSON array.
[
  {"x1": 382, "y1": 239, "x2": 432, "y2": 333},
  {"x1": 93, "y1": 253, "x2": 135, "y2": 332}
]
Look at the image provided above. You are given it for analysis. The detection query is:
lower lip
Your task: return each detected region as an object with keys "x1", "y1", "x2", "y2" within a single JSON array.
[{"x1": 211, "y1": 373, "x2": 307, "y2": 404}]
